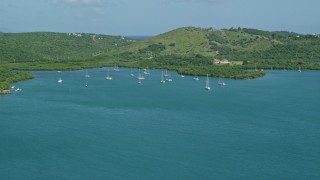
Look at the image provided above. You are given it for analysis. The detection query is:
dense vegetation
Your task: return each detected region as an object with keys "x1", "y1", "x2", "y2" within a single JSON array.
[
  {"x1": 0, "y1": 66, "x2": 33, "y2": 90},
  {"x1": 0, "y1": 32, "x2": 132, "y2": 63},
  {"x1": 112, "y1": 27, "x2": 319, "y2": 78},
  {"x1": 1, "y1": 27, "x2": 320, "y2": 90},
  {"x1": 207, "y1": 27, "x2": 320, "y2": 69}
]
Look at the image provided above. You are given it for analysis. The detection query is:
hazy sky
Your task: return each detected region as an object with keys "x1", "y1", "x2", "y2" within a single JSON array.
[{"x1": 0, "y1": 0, "x2": 319, "y2": 35}]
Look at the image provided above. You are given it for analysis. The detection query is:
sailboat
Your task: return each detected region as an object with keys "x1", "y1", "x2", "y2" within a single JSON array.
[
  {"x1": 166, "y1": 74, "x2": 173, "y2": 82},
  {"x1": 205, "y1": 74, "x2": 211, "y2": 90},
  {"x1": 85, "y1": 76, "x2": 88, "y2": 87},
  {"x1": 218, "y1": 78, "x2": 226, "y2": 86},
  {"x1": 105, "y1": 69, "x2": 112, "y2": 80},
  {"x1": 85, "y1": 70, "x2": 90, "y2": 78},
  {"x1": 163, "y1": 69, "x2": 169, "y2": 77},
  {"x1": 138, "y1": 69, "x2": 145, "y2": 80},
  {"x1": 57, "y1": 71, "x2": 63, "y2": 83},
  {"x1": 138, "y1": 72, "x2": 142, "y2": 84},
  {"x1": 164, "y1": 71, "x2": 172, "y2": 82},
  {"x1": 160, "y1": 71, "x2": 166, "y2": 84},
  {"x1": 143, "y1": 67, "x2": 150, "y2": 75},
  {"x1": 113, "y1": 65, "x2": 119, "y2": 71},
  {"x1": 130, "y1": 69, "x2": 134, "y2": 77},
  {"x1": 298, "y1": 66, "x2": 302, "y2": 72}
]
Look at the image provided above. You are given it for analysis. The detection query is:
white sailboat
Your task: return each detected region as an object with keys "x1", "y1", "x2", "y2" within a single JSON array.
[
  {"x1": 218, "y1": 78, "x2": 226, "y2": 86},
  {"x1": 57, "y1": 71, "x2": 63, "y2": 83},
  {"x1": 85, "y1": 76, "x2": 88, "y2": 87},
  {"x1": 143, "y1": 67, "x2": 150, "y2": 75},
  {"x1": 164, "y1": 70, "x2": 172, "y2": 82},
  {"x1": 85, "y1": 70, "x2": 90, "y2": 78},
  {"x1": 160, "y1": 71, "x2": 166, "y2": 84},
  {"x1": 105, "y1": 69, "x2": 112, "y2": 80},
  {"x1": 58, "y1": 77, "x2": 63, "y2": 83},
  {"x1": 205, "y1": 74, "x2": 211, "y2": 90},
  {"x1": 113, "y1": 66, "x2": 119, "y2": 71},
  {"x1": 298, "y1": 66, "x2": 302, "y2": 72},
  {"x1": 138, "y1": 69, "x2": 145, "y2": 80},
  {"x1": 130, "y1": 69, "x2": 134, "y2": 77},
  {"x1": 164, "y1": 69, "x2": 169, "y2": 77},
  {"x1": 166, "y1": 74, "x2": 173, "y2": 82}
]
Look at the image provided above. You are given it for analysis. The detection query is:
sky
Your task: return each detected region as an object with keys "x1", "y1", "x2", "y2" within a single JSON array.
[{"x1": 0, "y1": 0, "x2": 319, "y2": 35}]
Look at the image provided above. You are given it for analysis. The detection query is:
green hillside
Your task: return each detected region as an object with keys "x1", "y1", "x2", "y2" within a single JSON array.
[
  {"x1": 118, "y1": 27, "x2": 213, "y2": 57},
  {"x1": 112, "y1": 27, "x2": 320, "y2": 79},
  {"x1": 0, "y1": 32, "x2": 132, "y2": 63},
  {"x1": 1, "y1": 27, "x2": 320, "y2": 90},
  {"x1": 115, "y1": 27, "x2": 320, "y2": 70},
  {"x1": 0, "y1": 32, "x2": 134, "y2": 90}
]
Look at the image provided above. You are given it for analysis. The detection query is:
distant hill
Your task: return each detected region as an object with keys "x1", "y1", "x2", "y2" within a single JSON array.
[
  {"x1": 1, "y1": 28, "x2": 319, "y2": 69},
  {"x1": 115, "y1": 27, "x2": 320, "y2": 69},
  {"x1": 126, "y1": 36, "x2": 153, "y2": 40},
  {"x1": 1, "y1": 27, "x2": 320, "y2": 89},
  {"x1": 0, "y1": 32, "x2": 133, "y2": 63}
]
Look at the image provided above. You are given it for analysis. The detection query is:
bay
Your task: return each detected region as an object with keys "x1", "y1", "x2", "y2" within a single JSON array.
[{"x1": 1, "y1": 68, "x2": 320, "y2": 180}]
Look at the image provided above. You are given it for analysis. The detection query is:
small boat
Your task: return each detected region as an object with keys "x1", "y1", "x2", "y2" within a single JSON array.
[
  {"x1": 160, "y1": 71, "x2": 166, "y2": 84},
  {"x1": 113, "y1": 66, "x2": 119, "y2": 71},
  {"x1": 298, "y1": 66, "x2": 302, "y2": 72},
  {"x1": 130, "y1": 69, "x2": 134, "y2": 77},
  {"x1": 218, "y1": 78, "x2": 226, "y2": 86},
  {"x1": 85, "y1": 70, "x2": 90, "y2": 78},
  {"x1": 143, "y1": 67, "x2": 150, "y2": 75},
  {"x1": 15, "y1": 88, "x2": 22, "y2": 92},
  {"x1": 163, "y1": 70, "x2": 169, "y2": 77},
  {"x1": 180, "y1": 74, "x2": 185, "y2": 78},
  {"x1": 165, "y1": 71, "x2": 173, "y2": 82},
  {"x1": 205, "y1": 74, "x2": 211, "y2": 90},
  {"x1": 85, "y1": 76, "x2": 88, "y2": 87},
  {"x1": 138, "y1": 69, "x2": 145, "y2": 80},
  {"x1": 57, "y1": 70, "x2": 63, "y2": 83},
  {"x1": 105, "y1": 69, "x2": 112, "y2": 80},
  {"x1": 166, "y1": 75, "x2": 173, "y2": 82},
  {"x1": 193, "y1": 76, "x2": 199, "y2": 81}
]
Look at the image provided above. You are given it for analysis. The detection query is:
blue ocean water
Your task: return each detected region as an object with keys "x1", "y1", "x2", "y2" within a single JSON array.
[{"x1": 1, "y1": 68, "x2": 320, "y2": 180}]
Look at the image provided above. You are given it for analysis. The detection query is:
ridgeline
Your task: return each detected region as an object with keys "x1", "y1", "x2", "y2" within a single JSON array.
[{"x1": 1, "y1": 27, "x2": 320, "y2": 90}]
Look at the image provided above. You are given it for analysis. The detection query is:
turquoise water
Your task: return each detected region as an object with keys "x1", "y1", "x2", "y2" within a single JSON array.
[{"x1": 1, "y1": 68, "x2": 320, "y2": 179}]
